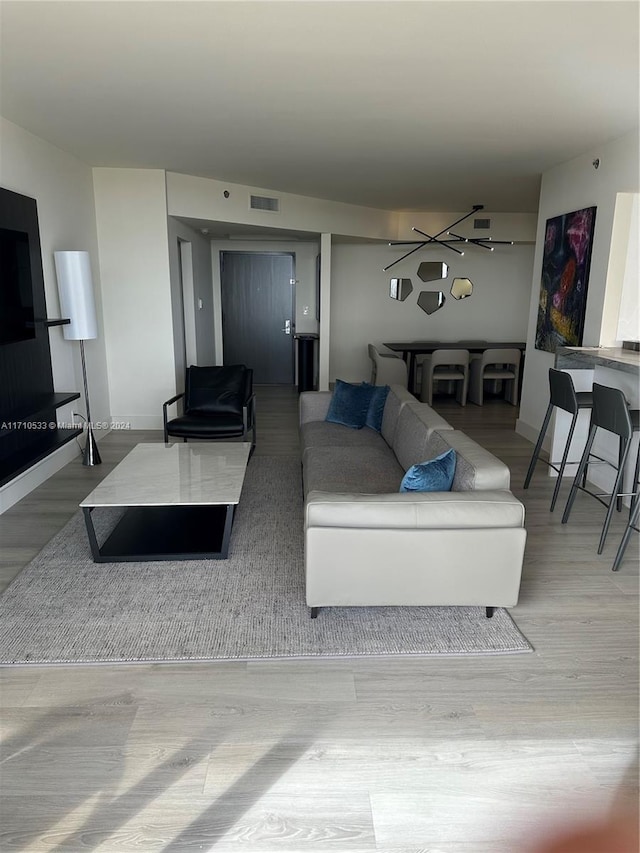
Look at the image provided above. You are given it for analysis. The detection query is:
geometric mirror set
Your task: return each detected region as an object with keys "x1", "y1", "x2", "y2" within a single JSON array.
[
  {"x1": 386, "y1": 204, "x2": 513, "y2": 315},
  {"x1": 390, "y1": 261, "x2": 473, "y2": 315}
]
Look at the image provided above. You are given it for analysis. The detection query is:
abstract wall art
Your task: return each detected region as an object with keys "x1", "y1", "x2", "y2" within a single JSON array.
[{"x1": 535, "y1": 206, "x2": 596, "y2": 353}]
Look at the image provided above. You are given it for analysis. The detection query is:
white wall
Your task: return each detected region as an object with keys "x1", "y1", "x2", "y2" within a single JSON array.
[
  {"x1": 167, "y1": 171, "x2": 398, "y2": 240},
  {"x1": 93, "y1": 168, "x2": 175, "y2": 429},
  {"x1": 0, "y1": 118, "x2": 110, "y2": 509},
  {"x1": 329, "y1": 241, "x2": 535, "y2": 383},
  {"x1": 615, "y1": 193, "x2": 639, "y2": 344},
  {"x1": 167, "y1": 217, "x2": 215, "y2": 386},
  {"x1": 518, "y1": 130, "x2": 640, "y2": 442}
]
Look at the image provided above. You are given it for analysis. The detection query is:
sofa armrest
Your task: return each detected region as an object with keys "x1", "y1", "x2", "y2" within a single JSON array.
[
  {"x1": 299, "y1": 391, "x2": 333, "y2": 425},
  {"x1": 305, "y1": 489, "x2": 525, "y2": 529}
]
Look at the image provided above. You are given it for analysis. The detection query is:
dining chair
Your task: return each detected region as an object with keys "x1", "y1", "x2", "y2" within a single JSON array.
[
  {"x1": 419, "y1": 349, "x2": 470, "y2": 406},
  {"x1": 468, "y1": 348, "x2": 522, "y2": 406},
  {"x1": 368, "y1": 344, "x2": 408, "y2": 387}
]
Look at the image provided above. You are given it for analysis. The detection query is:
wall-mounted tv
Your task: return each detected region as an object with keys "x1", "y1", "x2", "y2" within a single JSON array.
[{"x1": 0, "y1": 226, "x2": 36, "y2": 344}]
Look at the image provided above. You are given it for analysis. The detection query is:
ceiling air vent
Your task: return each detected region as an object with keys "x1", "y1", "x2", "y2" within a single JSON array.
[
  {"x1": 250, "y1": 194, "x2": 280, "y2": 213},
  {"x1": 474, "y1": 218, "x2": 491, "y2": 229}
]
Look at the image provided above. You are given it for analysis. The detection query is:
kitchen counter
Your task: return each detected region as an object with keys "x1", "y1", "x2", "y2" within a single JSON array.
[{"x1": 555, "y1": 346, "x2": 640, "y2": 376}]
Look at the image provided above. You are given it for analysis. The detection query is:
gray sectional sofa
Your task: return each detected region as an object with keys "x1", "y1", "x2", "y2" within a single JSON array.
[{"x1": 300, "y1": 385, "x2": 527, "y2": 616}]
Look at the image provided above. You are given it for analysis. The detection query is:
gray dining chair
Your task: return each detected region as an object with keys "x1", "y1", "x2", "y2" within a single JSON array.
[
  {"x1": 468, "y1": 348, "x2": 522, "y2": 406},
  {"x1": 419, "y1": 349, "x2": 470, "y2": 406},
  {"x1": 367, "y1": 344, "x2": 408, "y2": 387}
]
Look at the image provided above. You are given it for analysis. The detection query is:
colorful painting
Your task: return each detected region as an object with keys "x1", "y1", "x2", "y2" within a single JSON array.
[{"x1": 535, "y1": 206, "x2": 596, "y2": 353}]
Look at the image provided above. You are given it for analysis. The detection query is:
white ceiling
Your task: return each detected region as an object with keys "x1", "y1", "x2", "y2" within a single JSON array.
[{"x1": 1, "y1": 1, "x2": 638, "y2": 213}]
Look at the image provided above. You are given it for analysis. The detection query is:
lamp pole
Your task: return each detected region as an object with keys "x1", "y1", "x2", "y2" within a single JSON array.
[{"x1": 79, "y1": 339, "x2": 101, "y2": 466}]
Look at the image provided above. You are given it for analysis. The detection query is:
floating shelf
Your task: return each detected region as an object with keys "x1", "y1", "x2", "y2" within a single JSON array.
[
  {"x1": 2, "y1": 392, "x2": 81, "y2": 427},
  {"x1": 0, "y1": 391, "x2": 82, "y2": 488},
  {"x1": 0, "y1": 426, "x2": 82, "y2": 488}
]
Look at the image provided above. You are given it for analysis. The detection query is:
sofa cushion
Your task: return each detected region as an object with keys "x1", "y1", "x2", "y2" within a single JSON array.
[
  {"x1": 404, "y1": 399, "x2": 454, "y2": 435},
  {"x1": 305, "y1": 489, "x2": 526, "y2": 529},
  {"x1": 380, "y1": 384, "x2": 416, "y2": 445},
  {"x1": 364, "y1": 384, "x2": 390, "y2": 432},
  {"x1": 325, "y1": 380, "x2": 374, "y2": 429},
  {"x1": 399, "y1": 449, "x2": 456, "y2": 493},
  {"x1": 425, "y1": 430, "x2": 511, "y2": 491},
  {"x1": 303, "y1": 446, "x2": 404, "y2": 496},
  {"x1": 391, "y1": 403, "x2": 432, "y2": 471},
  {"x1": 299, "y1": 391, "x2": 332, "y2": 425},
  {"x1": 301, "y1": 421, "x2": 388, "y2": 457}
]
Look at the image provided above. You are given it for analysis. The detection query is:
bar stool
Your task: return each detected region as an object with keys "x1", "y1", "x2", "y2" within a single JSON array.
[
  {"x1": 523, "y1": 368, "x2": 593, "y2": 511},
  {"x1": 419, "y1": 349, "x2": 470, "y2": 406},
  {"x1": 612, "y1": 485, "x2": 640, "y2": 571},
  {"x1": 562, "y1": 383, "x2": 640, "y2": 554}
]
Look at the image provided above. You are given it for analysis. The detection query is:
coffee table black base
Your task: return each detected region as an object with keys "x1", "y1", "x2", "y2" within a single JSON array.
[{"x1": 83, "y1": 504, "x2": 236, "y2": 562}]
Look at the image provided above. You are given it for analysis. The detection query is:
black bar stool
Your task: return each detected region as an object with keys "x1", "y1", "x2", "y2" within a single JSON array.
[
  {"x1": 523, "y1": 368, "x2": 593, "y2": 511},
  {"x1": 561, "y1": 383, "x2": 640, "y2": 554},
  {"x1": 612, "y1": 496, "x2": 640, "y2": 571},
  {"x1": 612, "y1": 441, "x2": 640, "y2": 571}
]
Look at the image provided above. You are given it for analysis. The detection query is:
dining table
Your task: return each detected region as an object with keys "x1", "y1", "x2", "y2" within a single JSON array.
[{"x1": 382, "y1": 340, "x2": 527, "y2": 395}]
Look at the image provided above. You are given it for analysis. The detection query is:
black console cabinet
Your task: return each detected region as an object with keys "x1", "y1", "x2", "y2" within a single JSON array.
[{"x1": 0, "y1": 188, "x2": 82, "y2": 488}]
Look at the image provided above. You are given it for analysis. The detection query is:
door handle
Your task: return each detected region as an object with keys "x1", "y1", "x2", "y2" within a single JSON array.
[{"x1": 282, "y1": 319, "x2": 291, "y2": 335}]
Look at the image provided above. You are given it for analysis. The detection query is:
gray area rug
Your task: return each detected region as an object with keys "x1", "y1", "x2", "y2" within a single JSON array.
[{"x1": 0, "y1": 455, "x2": 532, "y2": 664}]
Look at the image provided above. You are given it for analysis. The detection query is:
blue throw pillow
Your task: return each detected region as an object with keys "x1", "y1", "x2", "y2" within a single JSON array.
[
  {"x1": 326, "y1": 380, "x2": 375, "y2": 429},
  {"x1": 364, "y1": 383, "x2": 390, "y2": 432},
  {"x1": 399, "y1": 449, "x2": 457, "y2": 492}
]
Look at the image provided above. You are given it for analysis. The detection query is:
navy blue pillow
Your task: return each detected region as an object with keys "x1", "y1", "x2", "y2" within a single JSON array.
[
  {"x1": 325, "y1": 380, "x2": 374, "y2": 429},
  {"x1": 364, "y1": 384, "x2": 390, "y2": 432},
  {"x1": 399, "y1": 449, "x2": 457, "y2": 492}
]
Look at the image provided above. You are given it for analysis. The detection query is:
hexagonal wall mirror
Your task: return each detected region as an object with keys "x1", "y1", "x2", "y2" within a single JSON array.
[
  {"x1": 417, "y1": 291, "x2": 446, "y2": 315},
  {"x1": 389, "y1": 278, "x2": 413, "y2": 301},
  {"x1": 450, "y1": 277, "x2": 473, "y2": 300},
  {"x1": 417, "y1": 261, "x2": 449, "y2": 283}
]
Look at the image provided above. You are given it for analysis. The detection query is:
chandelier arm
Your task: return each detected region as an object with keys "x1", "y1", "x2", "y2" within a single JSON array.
[
  {"x1": 382, "y1": 242, "x2": 428, "y2": 271},
  {"x1": 411, "y1": 227, "x2": 438, "y2": 241},
  {"x1": 471, "y1": 239, "x2": 514, "y2": 246},
  {"x1": 467, "y1": 240, "x2": 495, "y2": 251},
  {"x1": 437, "y1": 242, "x2": 465, "y2": 256},
  {"x1": 431, "y1": 207, "x2": 479, "y2": 240},
  {"x1": 411, "y1": 228, "x2": 467, "y2": 249},
  {"x1": 384, "y1": 206, "x2": 503, "y2": 268}
]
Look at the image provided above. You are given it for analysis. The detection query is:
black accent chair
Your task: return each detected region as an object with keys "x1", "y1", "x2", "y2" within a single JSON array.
[{"x1": 162, "y1": 365, "x2": 256, "y2": 455}]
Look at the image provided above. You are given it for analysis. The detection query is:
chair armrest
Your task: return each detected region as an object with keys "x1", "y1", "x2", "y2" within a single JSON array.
[
  {"x1": 162, "y1": 392, "x2": 185, "y2": 442},
  {"x1": 243, "y1": 393, "x2": 256, "y2": 430},
  {"x1": 242, "y1": 369, "x2": 254, "y2": 404}
]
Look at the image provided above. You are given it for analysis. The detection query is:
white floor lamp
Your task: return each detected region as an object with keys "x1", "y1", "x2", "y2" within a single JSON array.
[{"x1": 54, "y1": 251, "x2": 101, "y2": 466}]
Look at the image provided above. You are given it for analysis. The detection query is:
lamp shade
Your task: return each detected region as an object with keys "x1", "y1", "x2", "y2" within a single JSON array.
[{"x1": 54, "y1": 251, "x2": 98, "y2": 340}]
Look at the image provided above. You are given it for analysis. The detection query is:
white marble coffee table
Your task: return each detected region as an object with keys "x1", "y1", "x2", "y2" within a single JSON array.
[{"x1": 80, "y1": 442, "x2": 252, "y2": 562}]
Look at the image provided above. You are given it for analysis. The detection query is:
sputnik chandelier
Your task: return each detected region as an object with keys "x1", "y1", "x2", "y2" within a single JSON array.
[{"x1": 383, "y1": 205, "x2": 513, "y2": 271}]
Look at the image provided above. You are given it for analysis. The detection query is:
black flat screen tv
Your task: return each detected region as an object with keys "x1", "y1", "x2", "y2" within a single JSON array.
[{"x1": 0, "y1": 226, "x2": 36, "y2": 344}]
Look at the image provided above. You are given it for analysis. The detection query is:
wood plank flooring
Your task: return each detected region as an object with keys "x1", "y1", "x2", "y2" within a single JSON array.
[{"x1": 1, "y1": 386, "x2": 638, "y2": 852}]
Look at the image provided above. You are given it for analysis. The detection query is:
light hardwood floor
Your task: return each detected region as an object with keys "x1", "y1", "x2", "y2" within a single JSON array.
[{"x1": 1, "y1": 386, "x2": 638, "y2": 852}]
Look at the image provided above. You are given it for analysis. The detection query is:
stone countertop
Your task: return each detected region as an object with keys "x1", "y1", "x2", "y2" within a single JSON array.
[{"x1": 555, "y1": 346, "x2": 640, "y2": 375}]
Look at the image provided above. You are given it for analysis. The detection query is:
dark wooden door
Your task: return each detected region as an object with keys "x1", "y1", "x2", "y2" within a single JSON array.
[{"x1": 220, "y1": 252, "x2": 295, "y2": 384}]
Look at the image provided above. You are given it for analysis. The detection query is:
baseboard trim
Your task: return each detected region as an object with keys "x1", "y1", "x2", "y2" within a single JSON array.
[{"x1": 0, "y1": 440, "x2": 81, "y2": 514}]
